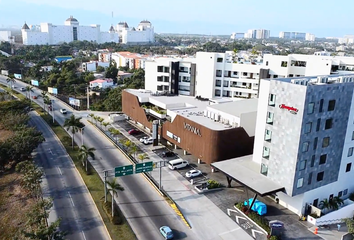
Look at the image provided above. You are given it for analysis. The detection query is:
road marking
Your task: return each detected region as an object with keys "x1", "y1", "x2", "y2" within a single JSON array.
[
  {"x1": 68, "y1": 192, "x2": 75, "y2": 207},
  {"x1": 252, "y1": 229, "x2": 265, "y2": 237},
  {"x1": 227, "y1": 208, "x2": 237, "y2": 216},
  {"x1": 218, "y1": 227, "x2": 241, "y2": 236},
  {"x1": 81, "y1": 231, "x2": 87, "y2": 240},
  {"x1": 235, "y1": 215, "x2": 246, "y2": 224},
  {"x1": 49, "y1": 149, "x2": 54, "y2": 155},
  {"x1": 57, "y1": 167, "x2": 62, "y2": 176}
]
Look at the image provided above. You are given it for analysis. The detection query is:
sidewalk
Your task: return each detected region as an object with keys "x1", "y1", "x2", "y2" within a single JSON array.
[
  {"x1": 108, "y1": 119, "x2": 254, "y2": 240},
  {"x1": 309, "y1": 224, "x2": 349, "y2": 240}
]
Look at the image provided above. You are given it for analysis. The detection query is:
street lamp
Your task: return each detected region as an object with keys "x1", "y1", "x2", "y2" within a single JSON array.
[
  {"x1": 78, "y1": 127, "x2": 85, "y2": 146},
  {"x1": 51, "y1": 99, "x2": 55, "y2": 123}
]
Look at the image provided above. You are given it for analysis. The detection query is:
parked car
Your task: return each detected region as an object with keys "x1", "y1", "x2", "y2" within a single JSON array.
[
  {"x1": 20, "y1": 87, "x2": 25, "y2": 92},
  {"x1": 168, "y1": 159, "x2": 189, "y2": 170},
  {"x1": 139, "y1": 136, "x2": 149, "y2": 142},
  {"x1": 185, "y1": 169, "x2": 202, "y2": 178},
  {"x1": 32, "y1": 95, "x2": 37, "y2": 99},
  {"x1": 143, "y1": 137, "x2": 153, "y2": 145},
  {"x1": 60, "y1": 109, "x2": 67, "y2": 114},
  {"x1": 161, "y1": 151, "x2": 176, "y2": 158},
  {"x1": 128, "y1": 129, "x2": 140, "y2": 135},
  {"x1": 159, "y1": 226, "x2": 174, "y2": 240}
]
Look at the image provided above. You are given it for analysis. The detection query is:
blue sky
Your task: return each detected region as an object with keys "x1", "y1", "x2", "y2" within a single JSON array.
[{"x1": 0, "y1": 0, "x2": 353, "y2": 37}]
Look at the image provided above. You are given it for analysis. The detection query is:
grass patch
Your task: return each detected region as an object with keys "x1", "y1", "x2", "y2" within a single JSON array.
[{"x1": 39, "y1": 113, "x2": 136, "y2": 240}]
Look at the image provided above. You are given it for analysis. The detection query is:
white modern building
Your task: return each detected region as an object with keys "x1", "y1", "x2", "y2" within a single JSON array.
[
  {"x1": 244, "y1": 29, "x2": 270, "y2": 39},
  {"x1": 89, "y1": 78, "x2": 114, "y2": 89},
  {"x1": 21, "y1": 16, "x2": 119, "y2": 45},
  {"x1": 279, "y1": 32, "x2": 306, "y2": 40},
  {"x1": 117, "y1": 20, "x2": 154, "y2": 44},
  {"x1": 82, "y1": 61, "x2": 110, "y2": 72},
  {"x1": 230, "y1": 33, "x2": 245, "y2": 40},
  {"x1": 338, "y1": 35, "x2": 354, "y2": 44},
  {"x1": 0, "y1": 31, "x2": 14, "y2": 43},
  {"x1": 305, "y1": 33, "x2": 316, "y2": 42}
]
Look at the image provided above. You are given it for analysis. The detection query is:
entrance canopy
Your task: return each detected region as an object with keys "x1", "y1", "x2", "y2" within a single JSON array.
[{"x1": 212, "y1": 155, "x2": 284, "y2": 196}]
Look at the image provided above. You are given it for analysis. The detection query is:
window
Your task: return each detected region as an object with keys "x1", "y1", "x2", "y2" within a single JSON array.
[
  {"x1": 299, "y1": 160, "x2": 307, "y2": 170},
  {"x1": 216, "y1": 70, "x2": 222, "y2": 77},
  {"x1": 319, "y1": 154, "x2": 327, "y2": 165},
  {"x1": 305, "y1": 122, "x2": 312, "y2": 133},
  {"x1": 328, "y1": 100, "x2": 336, "y2": 111},
  {"x1": 261, "y1": 164, "x2": 268, "y2": 176},
  {"x1": 310, "y1": 155, "x2": 315, "y2": 167},
  {"x1": 302, "y1": 142, "x2": 309, "y2": 152},
  {"x1": 215, "y1": 80, "x2": 221, "y2": 87},
  {"x1": 338, "y1": 191, "x2": 343, "y2": 197},
  {"x1": 264, "y1": 129, "x2": 272, "y2": 142},
  {"x1": 217, "y1": 58, "x2": 223, "y2": 63},
  {"x1": 308, "y1": 172, "x2": 313, "y2": 185},
  {"x1": 352, "y1": 131, "x2": 354, "y2": 140},
  {"x1": 316, "y1": 119, "x2": 321, "y2": 131},
  {"x1": 223, "y1": 81, "x2": 229, "y2": 87},
  {"x1": 313, "y1": 137, "x2": 318, "y2": 150},
  {"x1": 322, "y1": 137, "x2": 330, "y2": 148},
  {"x1": 266, "y1": 61, "x2": 268, "y2": 66},
  {"x1": 281, "y1": 61, "x2": 288, "y2": 67},
  {"x1": 313, "y1": 198, "x2": 319, "y2": 207},
  {"x1": 319, "y1": 99, "x2": 324, "y2": 112},
  {"x1": 325, "y1": 118, "x2": 333, "y2": 130},
  {"x1": 317, "y1": 171, "x2": 324, "y2": 181},
  {"x1": 164, "y1": 67, "x2": 170, "y2": 73},
  {"x1": 157, "y1": 66, "x2": 163, "y2": 72},
  {"x1": 266, "y1": 112, "x2": 274, "y2": 124},
  {"x1": 263, "y1": 147, "x2": 270, "y2": 159},
  {"x1": 346, "y1": 163, "x2": 352, "y2": 172},
  {"x1": 233, "y1": 71, "x2": 238, "y2": 75},
  {"x1": 348, "y1": 147, "x2": 354, "y2": 157},
  {"x1": 344, "y1": 189, "x2": 348, "y2": 195},
  {"x1": 297, "y1": 178, "x2": 304, "y2": 188},
  {"x1": 273, "y1": 75, "x2": 278, "y2": 78},
  {"x1": 291, "y1": 60, "x2": 307, "y2": 67},
  {"x1": 307, "y1": 103, "x2": 315, "y2": 114},
  {"x1": 268, "y1": 94, "x2": 276, "y2": 106},
  {"x1": 214, "y1": 89, "x2": 221, "y2": 97},
  {"x1": 157, "y1": 76, "x2": 163, "y2": 82}
]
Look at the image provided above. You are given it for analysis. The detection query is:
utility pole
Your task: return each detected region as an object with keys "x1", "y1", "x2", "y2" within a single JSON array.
[
  {"x1": 87, "y1": 86, "x2": 90, "y2": 110},
  {"x1": 158, "y1": 160, "x2": 165, "y2": 190},
  {"x1": 51, "y1": 99, "x2": 55, "y2": 123},
  {"x1": 104, "y1": 170, "x2": 108, "y2": 203}
]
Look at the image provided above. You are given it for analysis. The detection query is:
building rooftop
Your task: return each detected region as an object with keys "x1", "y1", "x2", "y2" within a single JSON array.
[
  {"x1": 66, "y1": 16, "x2": 78, "y2": 22},
  {"x1": 90, "y1": 78, "x2": 113, "y2": 83},
  {"x1": 126, "y1": 89, "x2": 258, "y2": 131}
]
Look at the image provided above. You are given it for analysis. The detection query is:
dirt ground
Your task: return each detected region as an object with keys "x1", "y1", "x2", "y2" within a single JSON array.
[{"x1": 0, "y1": 170, "x2": 37, "y2": 240}]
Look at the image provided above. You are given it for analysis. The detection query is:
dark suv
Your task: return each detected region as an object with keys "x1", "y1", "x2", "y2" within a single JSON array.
[{"x1": 161, "y1": 151, "x2": 175, "y2": 158}]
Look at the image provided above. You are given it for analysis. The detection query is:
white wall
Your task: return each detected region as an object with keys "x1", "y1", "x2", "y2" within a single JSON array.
[
  {"x1": 195, "y1": 52, "x2": 218, "y2": 98},
  {"x1": 240, "y1": 111, "x2": 257, "y2": 136},
  {"x1": 276, "y1": 191, "x2": 305, "y2": 215},
  {"x1": 0, "y1": 31, "x2": 12, "y2": 43}
]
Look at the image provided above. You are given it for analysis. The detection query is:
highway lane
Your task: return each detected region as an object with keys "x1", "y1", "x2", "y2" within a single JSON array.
[
  {"x1": 0, "y1": 76, "x2": 198, "y2": 239},
  {"x1": 28, "y1": 112, "x2": 110, "y2": 240}
]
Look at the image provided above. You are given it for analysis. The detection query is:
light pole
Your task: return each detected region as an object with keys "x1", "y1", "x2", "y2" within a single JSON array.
[
  {"x1": 78, "y1": 127, "x2": 85, "y2": 146},
  {"x1": 51, "y1": 99, "x2": 55, "y2": 123}
]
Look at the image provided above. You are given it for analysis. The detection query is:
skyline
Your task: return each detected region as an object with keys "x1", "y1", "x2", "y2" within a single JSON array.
[{"x1": 0, "y1": 0, "x2": 353, "y2": 37}]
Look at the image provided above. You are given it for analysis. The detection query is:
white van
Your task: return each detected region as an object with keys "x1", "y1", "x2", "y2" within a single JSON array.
[{"x1": 168, "y1": 159, "x2": 189, "y2": 170}]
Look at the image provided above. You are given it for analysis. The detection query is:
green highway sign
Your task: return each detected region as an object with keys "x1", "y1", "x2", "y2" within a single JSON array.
[
  {"x1": 135, "y1": 161, "x2": 153, "y2": 173},
  {"x1": 115, "y1": 164, "x2": 134, "y2": 177}
]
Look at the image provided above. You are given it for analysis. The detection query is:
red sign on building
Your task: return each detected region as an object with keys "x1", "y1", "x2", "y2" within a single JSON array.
[{"x1": 279, "y1": 104, "x2": 298, "y2": 114}]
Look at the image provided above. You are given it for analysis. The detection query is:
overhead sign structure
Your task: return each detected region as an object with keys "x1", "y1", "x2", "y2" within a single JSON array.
[
  {"x1": 135, "y1": 161, "x2": 153, "y2": 173},
  {"x1": 115, "y1": 164, "x2": 134, "y2": 177},
  {"x1": 31, "y1": 80, "x2": 39, "y2": 86},
  {"x1": 69, "y1": 97, "x2": 81, "y2": 107}
]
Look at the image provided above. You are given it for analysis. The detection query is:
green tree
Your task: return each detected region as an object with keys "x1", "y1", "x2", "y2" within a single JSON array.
[
  {"x1": 137, "y1": 153, "x2": 149, "y2": 162},
  {"x1": 106, "y1": 178, "x2": 124, "y2": 217},
  {"x1": 102, "y1": 122, "x2": 110, "y2": 130},
  {"x1": 343, "y1": 218, "x2": 354, "y2": 236},
  {"x1": 96, "y1": 65, "x2": 105, "y2": 73},
  {"x1": 105, "y1": 61, "x2": 118, "y2": 81},
  {"x1": 6, "y1": 75, "x2": 16, "y2": 89},
  {"x1": 63, "y1": 115, "x2": 84, "y2": 149},
  {"x1": 319, "y1": 198, "x2": 331, "y2": 213},
  {"x1": 25, "y1": 85, "x2": 34, "y2": 99},
  {"x1": 16, "y1": 160, "x2": 43, "y2": 198},
  {"x1": 129, "y1": 143, "x2": 139, "y2": 159},
  {"x1": 109, "y1": 128, "x2": 120, "y2": 143},
  {"x1": 78, "y1": 144, "x2": 96, "y2": 173}
]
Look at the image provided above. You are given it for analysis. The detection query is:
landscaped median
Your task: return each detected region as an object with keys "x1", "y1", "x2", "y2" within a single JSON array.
[
  {"x1": 37, "y1": 113, "x2": 136, "y2": 240},
  {"x1": 87, "y1": 119, "x2": 192, "y2": 229}
]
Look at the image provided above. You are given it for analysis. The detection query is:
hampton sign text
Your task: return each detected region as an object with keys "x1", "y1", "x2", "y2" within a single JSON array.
[{"x1": 184, "y1": 122, "x2": 202, "y2": 137}]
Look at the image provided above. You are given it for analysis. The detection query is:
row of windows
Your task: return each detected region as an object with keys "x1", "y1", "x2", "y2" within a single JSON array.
[
  {"x1": 296, "y1": 171, "x2": 324, "y2": 188},
  {"x1": 312, "y1": 189, "x2": 349, "y2": 207},
  {"x1": 302, "y1": 137, "x2": 330, "y2": 152},
  {"x1": 304, "y1": 118, "x2": 333, "y2": 133}
]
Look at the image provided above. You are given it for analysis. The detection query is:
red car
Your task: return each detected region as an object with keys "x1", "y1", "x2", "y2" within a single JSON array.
[
  {"x1": 32, "y1": 95, "x2": 38, "y2": 99},
  {"x1": 128, "y1": 129, "x2": 140, "y2": 135}
]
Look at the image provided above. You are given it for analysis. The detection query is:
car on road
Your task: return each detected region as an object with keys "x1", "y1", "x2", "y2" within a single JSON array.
[
  {"x1": 20, "y1": 87, "x2": 25, "y2": 91},
  {"x1": 185, "y1": 169, "x2": 202, "y2": 178},
  {"x1": 60, "y1": 109, "x2": 67, "y2": 114},
  {"x1": 48, "y1": 105, "x2": 52, "y2": 111},
  {"x1": 139, "y1": 136, "x2": 148, "y2": 142},
  {"x1": 128, "y1": 129, "x2": 140, "y2": 135},
  {"x1": 161, "y1": 151, "x2": 176, "y2": 158},
  {"x1": 159, "y1": 226, "x2": 174, "y2": 239},
  {"x1": 32, "y1": 95, "x2": 37, "y2": 99},
  {"x1": 143, "y1": 137, "x2": 153, "y2": 145}
]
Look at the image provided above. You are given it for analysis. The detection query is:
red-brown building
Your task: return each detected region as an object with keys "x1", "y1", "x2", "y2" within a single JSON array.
[{"x1": 122, "y1": 89, "x2": 258, "y2": 164}]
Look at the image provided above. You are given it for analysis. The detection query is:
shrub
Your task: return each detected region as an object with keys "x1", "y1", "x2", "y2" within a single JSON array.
[
  {"x1": 234, "y1": 202, "x2": 271, "y2": 233},
  {"x1": 102, "y1": 200, "x2": 123, "y2": 225},
  {"x1": 207, "y1": 179, "x2": 222, "y2": 189},
  {"x1": 309, "y1": 213, "x2": 319, "y2": 219},
  {"x1": 62, "y1": 136, "x2": 72, "y2": 146}
]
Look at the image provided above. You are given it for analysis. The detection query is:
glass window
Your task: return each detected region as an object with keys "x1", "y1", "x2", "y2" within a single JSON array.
[
  {"x1": 338, "y1": 191, "x2": 343, "y2": 197},
  {"x1": 307, "y1": 102, "x2": 315, "y2": 114},
  {"x1": 217, "y1": 58, "x2": 223, "y2": 63},
  {"x1": 316, "y1": 119, "x2": 321, "y2": 131},
  {"x1": 302, "y1": 142, "x2": 309, "y2": 152},
  {"x1": 263, "y1": 147, "x2": 270, "y2": 159},
  {"x1": 264, "y1": 129, "x2": 272, "y2": 142},
  {"x1": 322, "y1": 137, "x2": 330, "y2": 148},
  {"x1": 348, "y1": 147, "x2": 354, "y2": 157},
  {"x1": 317, "y1": 171, "x2": 324, "y2": 181},
  {"x1": 346, "y1": 163, "x2": 352, "y2": 172},
  {"x1": 325, "y1": 118, "x2": 333, "y2": 130},
  {"x1": 305, "y1": 122, "x2": 312, "y2": 133},
  {"x1": 310, "y1": 155, "x2": 315, "y2": 167},
  {"x1": 299, "y1": 160, "x2": 307, "y2": 170},
  {"x1": 344, "y1": 189, "x2": 348, "y2": 195},
  {"x1": 308, "y1": 172, "x2": 313, "y2": 185},
  {"x1": 297, "y1": 178, "x2": 304, "y2": 188},
  {"x1": 268, "y1": 94, "x2": 276, "y2": 106},
  {"x1": 328, "y1": 100, "x2": 336, "y2": 111},
  {"x1": 313, "y1": 137, "x2": 318, "y2": 150},
  {"x1": 261, "y1": 163, "x2": 268, "y2": 176},
  {"x1": 352, "y1": 131, "x2": 354, "y2": 140},
  {"x1": 319, "y1": 154, "x2": 327, "y2": 165},
  {"x1": 266, "y1": 112, "x2": 274, "y2": 124},
  {"x1": 319, "y1": 99, "x2": 324, "y2": 112}
]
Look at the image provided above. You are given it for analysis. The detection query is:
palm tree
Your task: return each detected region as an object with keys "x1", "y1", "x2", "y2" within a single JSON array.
[
  {"x1": 319, "y1": 198, "x2": 331, "y2": 213},
  {"x1": 93, "y1": 116, "x2": 99, "y2": 125},
  {"x1": 64, "y1": 115, "x2": 83, "y2": 149},
  {"x1": 138, "y1": 153, "x2": 149, "y2": 162},
  {"x1": 25, "y1": 86, "x2": 34, "y2": 99},
  {"x1": 98, "y1": 117, "x2": 104, "y2": 128},
  {"x1": 88, "y1": 113, "x2": 95, "y2": 119},
  {"x1": 102, "y1": 122, "x2": 110, "y2": 130},
  {"x1": 129, "y1": 143, "x2": 139, "y2": 159},
  {"x1": 44, "y1": 96, "x2": 51, "y2": 112},
  {"x1": 78, "y1": 145, "x2": 96, "y2": 172},
  {"x1": 330, "y1": 196, "x2": 344, "y2": 210},
  {"x1": 106, "y1": 178, "x2": 124, "y2": 217},
  {"x1": 40, "y1": 91, "x2": 48, "y2": 110},
  {"x1": 109, "y1": 128, "x2": 120, "y2": 143},
  {"x1": 6, "y1": 76, "x2": 15, "y2": 89}
]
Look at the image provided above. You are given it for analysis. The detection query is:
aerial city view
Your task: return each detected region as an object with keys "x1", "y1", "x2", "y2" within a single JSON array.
[{"x1": 1, "y1": 0, "x2": 354, "y2": 240}]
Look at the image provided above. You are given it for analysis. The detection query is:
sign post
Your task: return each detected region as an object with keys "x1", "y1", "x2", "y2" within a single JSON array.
[
  {"x1": 115, "y1": 164, "x2": 134, "y2": 177},
  {"x1": 135, "y1": 161, "x2": 153, "y2": 173}
]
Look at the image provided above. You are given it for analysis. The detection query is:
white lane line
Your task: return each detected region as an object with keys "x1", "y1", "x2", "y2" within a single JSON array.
[
  {"x1": 57, "y1": 167, "x2": 63, "y2": 176},
  {"x1": 49, "y1": 149, "x2": 53, "y2": 155},
  {"x1": 81, "y1": 231, "x2": 87, "y2": 240},
  {"x1": 218, "y1": 227, "x2": 241, "y2": 236},
  {"x1": 68, "y1": 192, "x2": 75, "y2": 207}
]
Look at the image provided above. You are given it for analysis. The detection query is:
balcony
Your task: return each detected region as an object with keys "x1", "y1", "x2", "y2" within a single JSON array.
[{"x1": 142, "y1": 105, "x2": 167, "y2": 119}]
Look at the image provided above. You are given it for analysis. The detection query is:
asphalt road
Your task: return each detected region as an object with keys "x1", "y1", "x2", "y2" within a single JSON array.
[
  {"x1": 29, "y1": 112, "x2": 110, "y2": 240},
  {"x1": 0, "y1": 76, "x2": 198, "y2": 240}
]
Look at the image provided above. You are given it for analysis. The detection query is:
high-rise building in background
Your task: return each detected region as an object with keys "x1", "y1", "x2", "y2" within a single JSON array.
[{"x1": 244, "y1": 29, "x2": 270, "y2": 39}]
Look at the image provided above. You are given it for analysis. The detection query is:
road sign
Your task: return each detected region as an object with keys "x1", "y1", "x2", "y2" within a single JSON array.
[
  {"x1": 115, "y1": 164, "x2": 134, "y2": 177},
  {"x1": 135, "y1": 161, "x2": 153, "y2": 173}
]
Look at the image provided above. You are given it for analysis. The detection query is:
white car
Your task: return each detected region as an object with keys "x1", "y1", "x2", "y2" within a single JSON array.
[
  {"x1": 139, "y1": 136, "x2": 148, "y2": 143},
  {"x1": 60, "y1": 109, "x2": 67, "y2": 114},
  {"x1": 185, "y1": 169, "x2": 202, "y2": 178},
  {"x1": 143, "y1": 137, "x2": 153, "y2": 145}
]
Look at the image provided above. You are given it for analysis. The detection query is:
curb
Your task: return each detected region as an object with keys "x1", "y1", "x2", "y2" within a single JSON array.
[
  {"x1": 33, "y1": 112, "x2": 112, "y2": 240},
  {"x1": 88, "y1": 120, "x2": 192, "y2": 229}
]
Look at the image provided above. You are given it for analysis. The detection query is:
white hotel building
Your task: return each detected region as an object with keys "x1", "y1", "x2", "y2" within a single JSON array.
[{"x1": 144, "y1": 52, "x2": 354, "y2": 100}]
